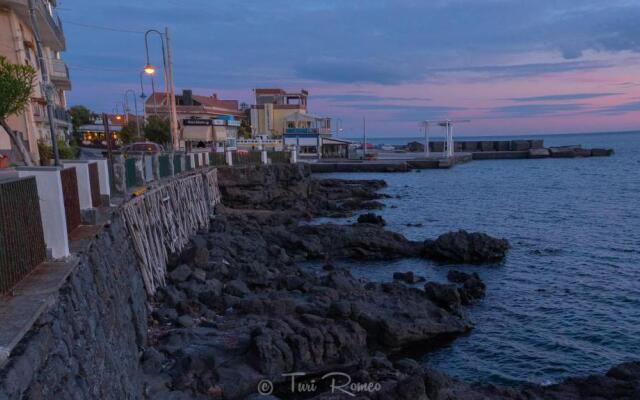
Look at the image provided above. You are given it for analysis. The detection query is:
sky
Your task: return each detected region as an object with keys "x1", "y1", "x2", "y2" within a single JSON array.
[{"x1": 58, "y1": 0, "x2": 640, "y2": 137}]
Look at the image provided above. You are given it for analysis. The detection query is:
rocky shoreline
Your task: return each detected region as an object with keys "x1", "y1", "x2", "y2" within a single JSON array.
[{"x1": 142, "y1": 165, "x2": 639, "y2": 400}]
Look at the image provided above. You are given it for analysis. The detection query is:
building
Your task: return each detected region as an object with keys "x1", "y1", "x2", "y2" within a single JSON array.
[
  {"x1": 0, "y1": 0, "x2": 71, "y2": 164},
  {"x1": 145, "y1": 90, "x2": 242, "y2": 150},
  {"x1": 250, "y1": 88, "x2": 347, "y2": 158},
  {"x1": 250, "y1": 88, "x2": 312, "y2": 137},
  {"x1": 78, "y1": 114, "x2": 139, "y2": 148}
]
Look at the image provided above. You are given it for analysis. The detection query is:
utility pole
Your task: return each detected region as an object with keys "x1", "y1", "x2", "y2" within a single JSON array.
[
  {"x1": 165, "y1": 27, "x2": 179, "y2": 151},
  {"x1": 102, "y1": 113, "x2": 114, "y2": 190},
  {"x1": 28, "y1": 0, "x2": 59, "y2": 165}
]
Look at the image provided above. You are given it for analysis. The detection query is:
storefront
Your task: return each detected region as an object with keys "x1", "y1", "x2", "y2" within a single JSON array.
[{"x1": 182, "y1": 116, "x2": 239, "y2": 151}]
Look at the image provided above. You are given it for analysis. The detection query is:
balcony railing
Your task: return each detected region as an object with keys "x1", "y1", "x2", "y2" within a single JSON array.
[
  {"x1": 40, "y1": 2, "x2": 65, "y2": 49},
  {"x1": 50, "y1": 59, "x2": 71, "y2": 89},
  {"x1": 285, "y1": 128, "x2": 331, "y2": 135},
  {"x1": 0, "y1": 0, "x2": 66, "y2": 50},
  {"x1": 54, "y1": 106, "x2": 71, "y2": 123}
]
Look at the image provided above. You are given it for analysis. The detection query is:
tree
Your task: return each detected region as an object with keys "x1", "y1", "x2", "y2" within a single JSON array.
[
  {"x1": 143, "y1": 116, "x2": 170, "y2": 145},
  {"x1": 119, "y1": 120, "x2": 144, "y2": 145},
  {"x1": 238, "y1": 119, "x2": 252, "y2": 139},
  {"x1": 69, "y1": 105, "x2": 94, "y2": 133},
  {"x1": 0, "y1": 56, "x2": 37, "y2": 166}
]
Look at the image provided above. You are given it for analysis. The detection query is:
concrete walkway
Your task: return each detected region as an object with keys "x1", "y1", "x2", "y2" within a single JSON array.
[{"x1": 0, "y1": 260, "x2": 75, "y2": 368}]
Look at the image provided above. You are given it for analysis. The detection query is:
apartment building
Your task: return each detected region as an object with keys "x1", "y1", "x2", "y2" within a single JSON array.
[
  {"x1": 250, "y1": 88, "x2": 312, "y2": 137},
  {"x1": 145, "y1": 89, "x2": 243, "y2": 150},
  {"x1": 0, "y1": 0, "x2": 71, "y2": 164}
]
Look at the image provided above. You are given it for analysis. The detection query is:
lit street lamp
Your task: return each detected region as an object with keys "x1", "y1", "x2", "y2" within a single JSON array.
[{"x1": 143, "y1": 28, "x2": 179, "y2": 150}]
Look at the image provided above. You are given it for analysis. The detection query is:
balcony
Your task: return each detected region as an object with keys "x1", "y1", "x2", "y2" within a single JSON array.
[
  {"x1": 285, "y1": 128, "x2": 332, "y2": 135},
  {"x1": 50, "y1": 59, "x2": 71, "y2": 90},
  {"x1": 53, "y1": 106, "x2": 71, "y2": 125},
  {"x1": 0, "y1": 0, "x2": 66, "y2": 50}
]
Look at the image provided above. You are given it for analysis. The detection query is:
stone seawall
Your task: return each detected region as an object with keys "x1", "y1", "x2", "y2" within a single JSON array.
[
  {"x1": 0, "y1": 212, "x2": 149, "y2": 399},
  {"x1": 0, "y1": 168, "x2": 223, "y2": 400}
]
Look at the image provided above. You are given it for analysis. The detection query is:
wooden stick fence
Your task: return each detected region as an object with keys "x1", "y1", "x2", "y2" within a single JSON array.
[{"x1": 121, "y1": 169, "x2": 222, "y2": 296}]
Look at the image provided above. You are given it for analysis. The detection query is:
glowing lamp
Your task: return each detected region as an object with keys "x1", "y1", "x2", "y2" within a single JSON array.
[{"x1": 143, "y1": 64, "x2": 156, "y2": 75}]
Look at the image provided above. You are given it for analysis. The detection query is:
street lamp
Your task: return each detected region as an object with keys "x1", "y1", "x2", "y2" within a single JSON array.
[
  {"x1": 143, "y1": 64, "x2": 156, "y2": 75},
  {"x1": 124, "y1": 89, "x2": 142, "y2": 138},
  {"x1": 113, "y1": 103, "x2": 123, "y2": 122},
  {"x1": 143, "y1": 28, "x2": 178, "y2": 150}
]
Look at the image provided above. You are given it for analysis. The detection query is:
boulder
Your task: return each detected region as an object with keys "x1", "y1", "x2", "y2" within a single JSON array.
[
  {"x1": 423, "y1": 230, "x2": 509, "y2": 264},
  {"x1": 447, "y1": 270, "x2": 486, "y2": 304},
  {"x1": 393, "y1": 271, "x2": 426, "y2": 284},
  {"x1": 224, "y1": 280, "x2": 251, "y2": 297},
  {"x1": 424, "y1": 282, "x2": 461, "y2": 312},
  {"x1": 357, "y1": 213, "x2": 386, "y2": 226},
  {"x1": 169, "y1": 264, "x2": 192, "y2": 283}
]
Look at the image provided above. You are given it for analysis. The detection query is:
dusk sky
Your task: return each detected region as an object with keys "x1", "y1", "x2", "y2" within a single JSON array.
[{"x1": 59, "y1": 0, "x2": 640, "y2": 137}]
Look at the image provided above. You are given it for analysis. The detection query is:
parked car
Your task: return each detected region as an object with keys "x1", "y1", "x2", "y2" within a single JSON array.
[{"x1": 121, "y1": 142, "x2": 165, "y2": 154}]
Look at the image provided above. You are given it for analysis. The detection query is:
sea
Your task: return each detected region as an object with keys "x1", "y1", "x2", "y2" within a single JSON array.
[{"x1": 316, "y1": 131, "x2": 640, "y2": 386}]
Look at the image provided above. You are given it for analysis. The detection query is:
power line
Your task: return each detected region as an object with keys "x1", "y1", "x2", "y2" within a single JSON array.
[{"x1": 64, "y1": 21, "x2": 145, "y2": 34}]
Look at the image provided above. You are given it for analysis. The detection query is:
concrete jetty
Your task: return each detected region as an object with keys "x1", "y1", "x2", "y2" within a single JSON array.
[{"x1": 308, "y1": 139, "x2": 613, "y2": 173}]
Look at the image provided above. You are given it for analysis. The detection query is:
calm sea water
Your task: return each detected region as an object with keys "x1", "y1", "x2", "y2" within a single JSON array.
[{"x1": 317, "y1": 131, "x2": 640, "y2": 386}]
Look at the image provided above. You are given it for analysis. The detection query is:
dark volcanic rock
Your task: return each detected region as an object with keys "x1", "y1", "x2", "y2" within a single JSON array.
[
  {"x1": 285, "y1": 224, "x2": 422, "y2": 260},
  {"x1": 424, "y1": 282, "x2": 462, "y2": 312},
  {"x1": 357, "y1": 213, "x2": 386, "y2": 226},
  {"x1": 423, "y1": 230, "x2": 509, "y2": 263},
  {"x1": 393, "y1": 271, "x2": 425, "y2": 284},
  {"x1": 447, "y1": 270, "x2": 486, "y2": 304},
  {"x1": 217, "y1": 164, "x2": 386, "y2": 217}
]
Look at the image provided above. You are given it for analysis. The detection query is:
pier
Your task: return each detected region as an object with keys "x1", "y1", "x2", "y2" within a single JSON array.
[{"x1": 308, "y1": 139, "x2": 613, "y2": 173}]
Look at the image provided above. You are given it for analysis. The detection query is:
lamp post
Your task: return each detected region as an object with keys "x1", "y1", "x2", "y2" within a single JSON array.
[
  {"x1": 124, "y1": 90, "x2": 141, "y2": 138},
  {"x1": 143, "y1": 28, "x2": 178, "y2": 150},
  {"x1": 139, "y1": 71, "x2": 153, "y2": 116},
  {"x1": 113, "y1": 103, "x2": 123, "y2": 123}
]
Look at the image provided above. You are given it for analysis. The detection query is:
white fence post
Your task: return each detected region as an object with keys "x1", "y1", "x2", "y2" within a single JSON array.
[
  {"x1": 226, "y1": 150, "x2": 233, "y2": 166},
  {"x1": 93, "y1": 159, "x2": 111, "y2": 204},
  {"x1": 290, "y1": 149, "x2": 298, "y2": 164},
  {"x1": 261, "y1": 150, "x2": 268, "y2": 164},
  {"x1": 16, "y1": 167, "x2": 70, "y2": 259},
  {"x1": 61, "y1": 160, "x2": 92, "y2": 211}
]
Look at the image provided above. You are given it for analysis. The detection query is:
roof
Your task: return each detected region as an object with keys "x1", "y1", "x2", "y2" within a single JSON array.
[{"x1": 144, "y1": 92, "x2": 242, "y2": 117}]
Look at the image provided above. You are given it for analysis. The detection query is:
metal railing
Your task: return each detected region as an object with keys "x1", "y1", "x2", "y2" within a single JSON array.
[
  {"x1": 268, "y1": 151, "x2": 290, "y2": 164},
  {"x1": 159, "y1": 155, "x2": 171, "y2": 178},
  {"x1": 210, "y1": 152, "x2": 226, "y2": 166},
  {"x1": 233, "y1": 151, "x2": 262, "y2": 166},
  {"x1": 0, "y1": 177, "x2": 47, "y2": 295}
]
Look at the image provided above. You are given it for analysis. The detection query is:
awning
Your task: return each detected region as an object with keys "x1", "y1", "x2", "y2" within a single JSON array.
[
  {"x1": 182, "y1": 125, "x2": 212, "y2": 141},
  {"x1": 212, "y1": 126, "x2": 228, "y2": 141}
]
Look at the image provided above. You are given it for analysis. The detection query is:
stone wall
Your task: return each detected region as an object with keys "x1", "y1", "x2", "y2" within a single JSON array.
[
  {"x1": 0, "y1": 213, "x2": 148, "y2": 399},
  {"x1": 0, "y1": 168, "x2": 224, "y2": 400}
]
